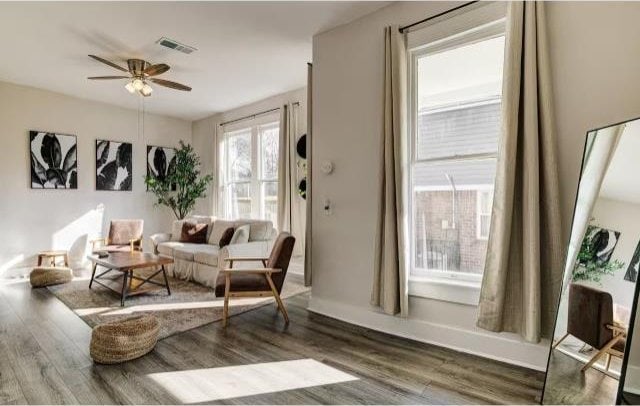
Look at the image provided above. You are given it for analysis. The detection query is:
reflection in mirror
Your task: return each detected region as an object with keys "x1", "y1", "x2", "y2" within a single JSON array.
[{"x1": 543, "y1": 118, "x2": 640, "y2": 405}]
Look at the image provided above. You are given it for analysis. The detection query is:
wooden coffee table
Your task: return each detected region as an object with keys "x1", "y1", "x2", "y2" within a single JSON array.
[{"x1": 87, "y1": 252, "x2": 173, "y2": 306}]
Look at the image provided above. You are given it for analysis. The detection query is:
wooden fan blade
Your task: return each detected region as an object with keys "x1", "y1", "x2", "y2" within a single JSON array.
[
  {"x1": 144, "y1": 63, "x2": 170, "y2": 77},
  {"x1": 88, "y1": 55, "x2": 128, "y2": 73},
  {"x1": 150, "y1": 78, "x2": 191, "y2": 91},
  {"x1": 87, "y1": 76, "x2": 130, "y2": 80}
]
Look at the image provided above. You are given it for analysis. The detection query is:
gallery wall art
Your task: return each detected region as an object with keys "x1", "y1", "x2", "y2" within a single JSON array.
[
  {"x1": 147, "y1": 145, "x2": 176, "y2": 191},
  {"x1": 578, "y1": 225, "x2": 621, "y2": 267},
  {"x1": 96, "y1": 140, "x2": 133, "y2": 191},
  {"x1": 30, "y1": 131, "x2": 77, "y2": 189}
]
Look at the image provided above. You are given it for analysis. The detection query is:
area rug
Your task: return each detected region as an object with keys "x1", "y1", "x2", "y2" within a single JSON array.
[{"x1": 47, "y1": 269, "x2": 309, "y2": 339}]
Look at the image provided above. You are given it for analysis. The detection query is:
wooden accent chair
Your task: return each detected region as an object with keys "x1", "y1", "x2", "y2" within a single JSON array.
[
  {"x1": 553, "y1": 283, "x2": 627, "y2": 373},
  {"x1": 91, "y1": 219, "x2": 144, "y2": 253},
  {"x1": 215, "y1": 232, "x2": 295, "y2": 327}
]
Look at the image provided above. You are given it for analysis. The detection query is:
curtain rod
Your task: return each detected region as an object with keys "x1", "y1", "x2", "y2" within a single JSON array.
[
  {"x1": 220, "y1": 101, "x2": 300, "y2": 127},
  {"x1": 399, "y1": 1, "x2": 478, "y2": 33}
]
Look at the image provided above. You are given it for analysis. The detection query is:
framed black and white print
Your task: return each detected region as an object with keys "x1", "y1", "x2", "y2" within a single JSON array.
[
  {"x1": 30, "y1": 131, "x2": 77, "y2": 189},
  {"x1": 625, "y1": 241, "x2": 640, "y2": 283},
  {"x1": 579, "y1": 225, "x2": 621, "y2": 267},
  {"x1": 96, "y1": 140, "x2": 133, "y2": 191},
  {"x1": 146, "y1": 145, "x2": 176, "y2": 191}
]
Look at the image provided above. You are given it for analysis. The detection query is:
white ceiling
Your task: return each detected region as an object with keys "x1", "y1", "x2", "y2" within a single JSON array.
[
  {"x1": 0, "y1": 1, "x2": 387, "y2": 121},
  {"x1": 600, "y1": 118, "x2": 640, "y2": 204}
]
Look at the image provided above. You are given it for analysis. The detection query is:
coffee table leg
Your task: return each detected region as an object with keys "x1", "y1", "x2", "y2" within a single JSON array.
[
  {"x1": 161, "y1": 265, "x2": 171, "y2": 296},
  {"x1": 121, "y1": 271, "x2": 129, "y2": 307},
  {"x1": 89, "y1": 263, "x2": 97, "y2": 289}
]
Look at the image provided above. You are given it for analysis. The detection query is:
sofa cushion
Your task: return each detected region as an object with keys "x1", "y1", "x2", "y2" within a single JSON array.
[
  {"x1": 173, "y1": 243, "x2": 209, "y2": 261},
  {"x1": 180, "y1": 222, "x2": 208, "y2": 244},
  {"x1": 230, "y1": 224, "x2": 250, "y2": 245},
  {"x1": 193, "y1": 245, "x2": 220, "y2": 266},
  {"x1": 191, "y1": 215, "x2": 216, "y2": 240},
  {"x1": 208, "y1": 220, "x2": 235, "y2": 245},
  {"x1": 170, "y1": 220, "x2": 186, "y2": 242},
  {"x1": 234, "y1": 219, "x2": 273, "y2": 242},
  {"x1": 157, "y1": 241, "x2": 189, "y2": 256},
  {"x1": 219, "y1": 227, "x2": 235, "y2": 248}
]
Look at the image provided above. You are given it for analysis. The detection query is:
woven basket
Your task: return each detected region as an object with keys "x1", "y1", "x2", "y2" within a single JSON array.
[
  {"x1": 90, "y1": 314, "x2": 160, "y2": 364},
  {"x1": 30, "y1": 267, "x2": 73, "y2": 288}
]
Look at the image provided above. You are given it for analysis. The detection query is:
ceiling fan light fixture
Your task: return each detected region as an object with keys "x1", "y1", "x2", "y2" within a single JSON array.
[
  {"x1": 124, "y1": 82, "x2": 136, "y2": 93},
  {"x1": 132, "y1": 78, "x2": 144, "y2": 91},
  {"x1": 140, "y1": 84, "x2": 153, "y2": 96}
]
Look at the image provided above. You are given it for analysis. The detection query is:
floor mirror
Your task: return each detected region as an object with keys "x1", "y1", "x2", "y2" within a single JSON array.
[{"x1": 542, "y1": 117, "x2": 640, "y2": 404}]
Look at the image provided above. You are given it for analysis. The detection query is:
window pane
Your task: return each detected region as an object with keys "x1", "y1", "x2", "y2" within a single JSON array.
[
  {"x1": 227, "y1": 129, "x2": 252, "y2": 182},
  {"x1": 416, "y1": 36, "x2": 504, "y2": 161},
  {"x1": 228, "y1": 183, "x2": 251, "y2": 219},
  {"x1": 412, "y1": 160, "x2": 496, "y2": 274},
  {"x1": 260, "y1": 123, "x2": 279, "y2": 180},
  {"x1": 261, "y1": 181, "x2": 278, "y2": 225}
]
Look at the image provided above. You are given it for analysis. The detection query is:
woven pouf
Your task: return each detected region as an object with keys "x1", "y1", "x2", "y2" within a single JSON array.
[
  {"x1": 29, "y1": 266, "x2": 73, "y2": 287},
  {"x1": 90, "y1": 314, "x2": 160, "y2": 364}
]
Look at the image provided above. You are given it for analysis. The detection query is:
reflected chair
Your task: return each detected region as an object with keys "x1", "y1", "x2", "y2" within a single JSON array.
[
  {"x1": 215, "y1": 232, "x2": 295, "y2": 327},
  {"x1": 552, "y1": 283, "x2": 626, "y2": 373},
  {"x1": 91, "y1": 219, "x2": 144, "y2": 253}
]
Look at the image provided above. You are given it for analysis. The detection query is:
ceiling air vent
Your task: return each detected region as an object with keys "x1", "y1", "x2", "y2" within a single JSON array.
[{"x1": 156, "y1": 37, "x2": 197, "y2": 54}]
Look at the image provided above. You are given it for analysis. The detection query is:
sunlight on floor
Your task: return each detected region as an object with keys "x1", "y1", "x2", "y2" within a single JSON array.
[
  {"x1": 74, "y1": 297, "x2": 272, "y2": 317},
  {"x1": 147, "y1": 359, "x2": 358, "y2": 403}
]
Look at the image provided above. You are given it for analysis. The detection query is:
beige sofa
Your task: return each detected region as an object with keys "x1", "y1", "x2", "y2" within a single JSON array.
[{"x1": 150, "y1": 216, "x2": 276, "y2": 290}]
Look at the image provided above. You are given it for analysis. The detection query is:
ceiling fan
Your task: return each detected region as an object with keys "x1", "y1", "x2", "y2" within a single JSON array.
[{"x1": 87, "y1": 55, "x2": 192, "y2": 97}]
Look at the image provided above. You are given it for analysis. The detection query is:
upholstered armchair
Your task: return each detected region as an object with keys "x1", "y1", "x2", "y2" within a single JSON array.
[
  {"x1": 553, "y1": 283, "x2": 627, "y2": 372},
  {"x1": 91, "y1": 219, "x2": 144, "y2": 253},
  {"x1": 215, "y1": 232, "x2": 295, "y2": 327}
]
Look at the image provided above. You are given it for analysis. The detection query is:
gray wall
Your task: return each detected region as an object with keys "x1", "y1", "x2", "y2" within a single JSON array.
[
  {"x1": 0, "y1": 81, "x2": 191, "y2": 276},
  {"x1": 309, "y1": 1, "x2": 640, "y2": 370}
]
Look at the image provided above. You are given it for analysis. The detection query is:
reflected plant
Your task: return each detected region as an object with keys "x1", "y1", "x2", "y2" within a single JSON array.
[
  {"x1": 145, "y1": 141, "x2": 212, "y2": 219},
  {"x1": 572, "y1": 233, "x2": 625, "y2": 284}
]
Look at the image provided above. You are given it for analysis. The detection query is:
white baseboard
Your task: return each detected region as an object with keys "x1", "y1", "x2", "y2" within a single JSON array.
[{"x1": 308, "y1": 296, "x2": 550, "y2": 372}]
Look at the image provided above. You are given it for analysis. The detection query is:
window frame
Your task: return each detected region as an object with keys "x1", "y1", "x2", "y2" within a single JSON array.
[
  {"x1": 219, "y1": 113, "x2": 280, "y2": 222},
  {"x1": 405, "y1": 3, "x2": 506, "y2": 304},
  {"x1": 476, "y1": 188, "x2": 493, "y2": 240}
]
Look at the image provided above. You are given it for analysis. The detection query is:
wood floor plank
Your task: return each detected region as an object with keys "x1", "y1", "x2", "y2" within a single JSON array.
[{"x1": 0, "y1": 277, "x2": 545, "y2": 405}]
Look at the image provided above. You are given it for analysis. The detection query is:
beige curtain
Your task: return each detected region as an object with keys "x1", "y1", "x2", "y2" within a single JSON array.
[
  {"x1": 304, "y1": 63, "x2": 313, "y2": 287},
  {"x1": 371, "y1": 25, "x2": 409, "y2": 316},
  {"x1": 278, "y1": 104, "x2": 292, "y2": 233},
  {"x1": 476, "y1": 1, "x2": 563, "y2": 343}
]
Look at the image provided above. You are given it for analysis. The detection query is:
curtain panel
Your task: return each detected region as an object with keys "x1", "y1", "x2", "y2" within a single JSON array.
[
  {"x1": 304, "y1": 63, "x2": 313, "y2": 287},
  {"x1": 476, "y1": 1, "x2": 563, "y2": 343},
  {"x1": 371, "y1": 25, "x2": 409, "y2": 317}
]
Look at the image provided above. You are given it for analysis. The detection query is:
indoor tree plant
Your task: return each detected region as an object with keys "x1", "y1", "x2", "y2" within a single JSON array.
[{"x1": 145, "y1": 141, "x2": 213, "y2": 220}]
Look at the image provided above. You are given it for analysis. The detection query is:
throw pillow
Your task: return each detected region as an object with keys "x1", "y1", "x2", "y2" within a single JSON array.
[
  {"x1": 219, "y1": 227, "x2": 235, "y2": 248},
  {"x1": 230, "y1": 224, "x2": 251, "y2": 245},
  {"x1": 180, "y1": 222, "x2": 208, "y2": 244},
  {"x1": 208, "y1": 220, "x2": 236, "y2": 245}
]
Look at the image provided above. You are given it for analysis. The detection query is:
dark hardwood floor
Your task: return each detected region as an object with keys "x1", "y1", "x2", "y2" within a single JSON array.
[
  {"x1": 0, "y1": 278, "x2": 544, "y2": 404},
  {"x1": 542, "y1": 348, "x2": 619, "y2": 404}
]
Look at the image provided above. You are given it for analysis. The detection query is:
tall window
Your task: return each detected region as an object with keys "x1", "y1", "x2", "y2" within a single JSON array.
[
  {"x1": 220, "y1": 116, "x2": 279, "y2": 224},
  {"x1": 408, "y1": 10, "x2": 505, "y2": 285}
]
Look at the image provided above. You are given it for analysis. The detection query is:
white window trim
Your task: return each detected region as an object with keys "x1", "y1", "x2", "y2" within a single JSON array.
[
  {"x1": 406, "y1": 2, "x2": 506, "y2": 305},
  {"x1": 219, "y1": 113, "x2": 280, "y2": 221},
  {"x1": 476, "y1": 189, "x2": 493, "y2": 240}
]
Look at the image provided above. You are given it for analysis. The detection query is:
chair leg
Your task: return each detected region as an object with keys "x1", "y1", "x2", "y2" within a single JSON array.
[
  {"x1": 552, "y1": 333, "x2": 570, "y2": 349},
  {"x1": 222, "y1": 274, "x2": 231, "y2": 327},
  {"x1": 265, "y1": 273, "x2": 289, "y2": 324},
  {"x1": 582, "y1": 337, "x2": 622, "y2": 372},
  {"x1": 605, "y1": 353, "x2": 612, "y2": 371}
]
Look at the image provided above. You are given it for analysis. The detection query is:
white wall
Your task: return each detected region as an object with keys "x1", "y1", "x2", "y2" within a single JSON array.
[
  {"x1": 0, "y1": 81, "x2": 192, "y2": 276},
  {"x1": 309, "y1": 1, "x2": 640, "y2": 371},
  {"x1": 192, "y1": 87, "x2": 308, "y2": 258}
]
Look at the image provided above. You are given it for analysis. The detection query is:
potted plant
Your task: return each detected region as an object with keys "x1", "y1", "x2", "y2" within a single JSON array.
[
  {"x1": 145, "y1": 141, "x2": 213, "y2": 220},
  {"x1": 572, "y1": 232, "x2": 625, "y2": 284}
]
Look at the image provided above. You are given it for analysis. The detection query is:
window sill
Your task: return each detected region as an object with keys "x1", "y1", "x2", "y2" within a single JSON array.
[{"x1": 409, "y1": 276, "x2": 481, "y2": 306}]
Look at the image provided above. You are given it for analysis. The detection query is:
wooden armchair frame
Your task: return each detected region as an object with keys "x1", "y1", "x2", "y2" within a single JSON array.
[
  {"x1": 553, "y1": 322, "x2": 627, "y2": 373},
  {"x1": 90, "y1": 236, "x2": 143, "y2": 253},
  {"x1": 219, "y1": 256, "x2": 289, "y2": 327}
]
